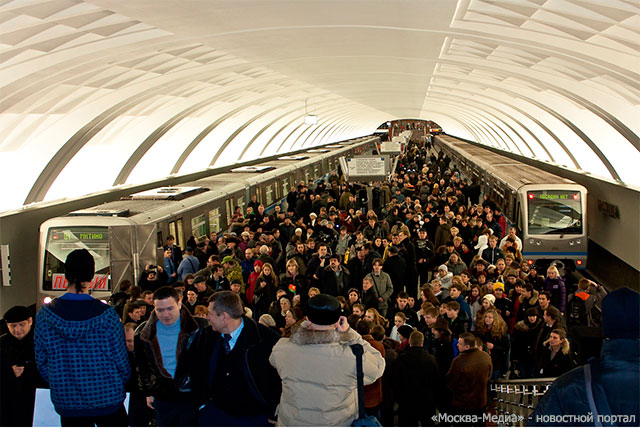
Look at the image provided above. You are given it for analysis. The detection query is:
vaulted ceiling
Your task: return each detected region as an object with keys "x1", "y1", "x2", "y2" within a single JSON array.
[{"x1": 0, "y1": 0, "x2": 638, "y2": 213}]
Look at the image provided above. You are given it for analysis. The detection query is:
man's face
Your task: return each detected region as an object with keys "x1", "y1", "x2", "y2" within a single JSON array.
[
  {"x1": 207, "y1": 304, "x2": 227, "y2": 333},
  {"x1": 194, "y1": 281, "x2": 206, "y2": 292},
  {"x1": 164, "y1": 249, "x2": 172, "y2": 259},
  {"x1": 397, "y1": 297, "x2": 408, "y2": 310},
  {"x1": 372, "y1": 262, "x2": 382, "y2": 274},
  {"x1": 494, "y1": 288, "x2": 503, "y2": 298},
  {"x1": 318, "y1": 246, "x2": 327, "y2": 257},
  {"x1": 245, "y1": 249, "x2": 253, "y2": 259},
  {"x1": 7, "y1": 318, "x2": 32, "y2": 340},
  {"x1": 144, "y1": 294, "x2": 154, "y2": 305},
  {"x1": 362, "y1": 279, "x2": 373, "y2": 291},
  {"x1": 329, "y1": 258, "x2": 340, "y2": 269},
  {"x1": 129, "y1": 308, "x2": 143, "y2": 322},
  {"x1": 539, "y1": 294, "x2": 549, "y2": 309},
  {"x1": 167, "y1": 238, "x2": 175, "y2": 247},
  {"x1": 543, "y1": 311, "x2": 552, "y2": 325},
  {"x1": 445, "y1": 308, "x2": 457, "y2": 319},
  {"x1": 496, "y1": 260, "x2": 506, "y2": 271},
  {"x1": 230, "y1": 283, "x2": 241, "y2": 293},
  {"x1": 449, "y1": 288, "x2": 461, "y2": 299},
  {"x1": 424, "y1": 314, "x2": 437, "y2": 325},
  {"x1": 154, "y1": 297, "x2": 181, "y2": 326},
  {"x1": 124, "y1": 329, "x2": 135, "y2": 352},
  {"x1": 489, "y1": 238, "x2": 498, "y2": 248},
  {"x1": 297, "y1": 243, "x2": 305, "y2": 254},
  {"x1": 187, "y1": 290, "x2": 198, "y2": 302}
]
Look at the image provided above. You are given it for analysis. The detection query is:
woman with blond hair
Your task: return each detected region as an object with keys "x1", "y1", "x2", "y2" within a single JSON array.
[
  {"x1": 544, "y1": 265, "x2": 566, "y2": 313},
  {"x1": 363, "y1": 308, "x2": 389, "y2": 330},
  {"x1": 538, "y1": 328, "x2": 573, "y2": 378},
  {"x1": 476, "y1": 308, "x2": 510, "y2": 380}
]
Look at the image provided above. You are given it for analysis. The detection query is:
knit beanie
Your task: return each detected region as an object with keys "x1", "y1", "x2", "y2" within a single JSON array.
[
  {"x1": 64, "y1": 249, "x2": 95, "y2": 285},
  {"x1": 602, "y1": 287, "x2": 640, "y2": 339}
]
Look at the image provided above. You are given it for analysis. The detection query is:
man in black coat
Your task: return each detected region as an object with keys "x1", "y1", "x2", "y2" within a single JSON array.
[
  {"x1": 1, "y1": 306, "x2": 42, "y2": 427},
  {"x1": 383, "y1": 246, "x2": 407, "y2": 300},
  {"x1": 391, "y1": 331, "x2": 441, "y2": 426},
  {"x1": 184, "y1": 291, "x2": 282, "y2": 426}
]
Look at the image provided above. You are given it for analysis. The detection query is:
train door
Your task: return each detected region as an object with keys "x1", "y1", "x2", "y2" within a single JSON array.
[{"x1": 110, "y1": 224, "x2": 156, "y2": 292}]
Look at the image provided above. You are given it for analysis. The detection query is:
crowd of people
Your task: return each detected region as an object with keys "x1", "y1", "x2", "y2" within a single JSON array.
[{"x1": 1, "y1": 141, "x2": 636, "y2": 427}]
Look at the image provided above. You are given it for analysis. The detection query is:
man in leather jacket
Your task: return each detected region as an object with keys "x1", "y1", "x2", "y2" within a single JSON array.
[{"x1": 134, "y1": 286, "x2": 199, "y2": 426}]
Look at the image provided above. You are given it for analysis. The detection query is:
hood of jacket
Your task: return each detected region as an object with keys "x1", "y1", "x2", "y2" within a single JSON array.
[
  {"x1": 37, "y1": 303, "x2": 113, "y2": 341},
  {"x1": 515, "y1": 319, "x2": 541, "y2": 332}
]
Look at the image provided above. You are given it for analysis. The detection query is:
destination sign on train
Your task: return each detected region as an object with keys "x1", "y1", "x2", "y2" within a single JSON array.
[
  {"x1": 528, "y1": 192, "x2": 579, "y2": 201},
  {"x1": 52, "y1": 230, "x2": 108, "y2": 241}
]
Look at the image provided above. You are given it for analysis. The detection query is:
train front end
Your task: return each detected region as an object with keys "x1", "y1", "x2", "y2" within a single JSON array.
[
  {"x1": 519, "y1": 184, "x2": 588, "y2": 271},
  {"x1": 38, "y1": 216, "x2": 156, "y2": 307}
]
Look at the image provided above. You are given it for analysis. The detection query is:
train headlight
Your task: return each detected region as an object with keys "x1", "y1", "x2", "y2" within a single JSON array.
[
  {"x1": 529, "y1": 238, "x2": 535, "y2": 245},
  {"x1": 569, "y1": 240, "x2": 575, "y2": 246},
  {"x1": 536, "y1": 240, "x2": 542, "y2": 246},
  {"x1": 43, "y1": 296, "x2": 53, "y2": 305},
  {"x1": 576, "y1": 239, "x2": 582, "y2": 245}
]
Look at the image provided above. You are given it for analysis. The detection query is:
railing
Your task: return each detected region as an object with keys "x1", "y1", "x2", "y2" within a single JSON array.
[{"x1": 490, "y1": 378, "x2": 556, "y2": 426}]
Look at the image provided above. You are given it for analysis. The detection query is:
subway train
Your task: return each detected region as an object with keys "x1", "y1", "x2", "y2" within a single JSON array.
[
  {"x1": 37, "y1": 136, "x2": 379, "y2": 304},
  {"x1": 434, "y1": 134, "x2": 588, "y2": 271}
]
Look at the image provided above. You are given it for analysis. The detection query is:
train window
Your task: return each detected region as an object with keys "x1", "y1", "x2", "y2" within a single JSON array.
[
  {"x1": 265, "y1": 185, "x2": 273, "y2": 205},
  {"x1": 255, "y1": 188, "x2": 262, "y2": 205},
  {"x1": 225, "y1": 199, "x2": 232, "y2": 223},
  {"x1": 176, "y1": 219, "x2": 184, "y2": 248},
  {"x1": 236, "y1": 196, "x2": 245, "y2": 215},
  {"x1": 282, "y1": 178, "x2": 289, "y2": 198},
  {"x1": 527, "y1": 191, "x2": 583, "y2": 235},
  {"x1": 191, "y1": 214, "x2": 207, "y2": 241},
  {"x1": 209, "y1": 208, "x2": 221, "y2": 234},
  {"x1": 42, "y1": 227, "x2": 111, "y2": 292},
  {"x1": 157, "y1": 231, "x2": 163, "y2": 248},
  {"x1": 304, "y1": 169, "x2": 310, "y2": 183},
  {"x1": 314, "y1": 165, "x2": 319, "y2": 177},
  {"x1": 169, "y1": 221, "x2": 177, "y2": 243}
]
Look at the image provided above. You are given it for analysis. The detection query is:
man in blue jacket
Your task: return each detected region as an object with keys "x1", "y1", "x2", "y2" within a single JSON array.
[
  {"x1": 528, "y1": 287, "x2": 639, "y2": 426},
  {"x1": 35, "y1": 249, "x2": 130, "y2": 426}
]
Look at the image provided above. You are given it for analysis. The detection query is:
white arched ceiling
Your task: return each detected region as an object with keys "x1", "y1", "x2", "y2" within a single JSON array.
[{"x1": 0, "y1": 0, "x2": 638, "y2": 213}]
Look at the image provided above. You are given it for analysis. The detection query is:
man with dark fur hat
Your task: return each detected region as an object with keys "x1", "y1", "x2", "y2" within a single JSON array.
[
  {"x1": 34, "y1": 249, "x2": 130, "y2": 426},
  {"x1": 269, "y1": 294, "x2": 385, "y2": 426},
  {"x1": 529, "y1": 287, "x2": 640, "y2": 426},
  {"x1": 1, "y1": 306, "x2": 42, "y2": 426}
]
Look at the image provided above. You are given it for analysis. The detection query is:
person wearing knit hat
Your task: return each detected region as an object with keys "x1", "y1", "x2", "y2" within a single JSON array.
[
  {"x1": 34, "y1": 249, "x2": 130, "y2": 425},
  {"x1": 482, "y1": 294, "x2": 496, "y2": 307},
  {"x1": 1, "y1": 306, "x2": 40, "y2": 426},
  {"x1": 269, "y1": 294, "x2": 385, "y2": 426},
  {"x1": 529, "y1": 287, "x2": 640, "y2": 425}
]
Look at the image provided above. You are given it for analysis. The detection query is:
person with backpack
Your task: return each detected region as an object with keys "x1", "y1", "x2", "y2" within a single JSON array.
[{"x1": 566, "y1": 279, "x2": 605, "y2": 364}]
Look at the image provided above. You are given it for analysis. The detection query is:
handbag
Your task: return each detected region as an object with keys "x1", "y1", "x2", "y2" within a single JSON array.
[{"x1": 350, "y1": 344, "x2": 383, "y2": 427}]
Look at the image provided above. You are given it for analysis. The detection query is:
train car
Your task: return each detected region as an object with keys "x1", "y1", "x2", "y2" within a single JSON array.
[
  {"x1": 38, "y1": 136, "x2": 379, "y2": 304},
  {"x1": 433, "y1": 134, "x2": 588, "y2": 271}
]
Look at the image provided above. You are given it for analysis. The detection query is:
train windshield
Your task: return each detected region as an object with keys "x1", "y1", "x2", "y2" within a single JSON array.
[
  {"x1": 42, "y1": 227, "x2": 111, "y2": 291},
  {"x1": 527, "y1": 191, "x2": 583, "y2": 235}
]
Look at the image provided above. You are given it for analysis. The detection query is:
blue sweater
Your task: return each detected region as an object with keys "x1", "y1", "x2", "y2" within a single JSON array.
[{"x1": 34, "y1": 294, "x2": 130, "y2": 417}]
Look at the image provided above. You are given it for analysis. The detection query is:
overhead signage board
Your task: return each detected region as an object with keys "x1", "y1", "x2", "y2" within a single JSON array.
[{"x1": 345, "y1": 156, "x2": 388, "y2": 182}]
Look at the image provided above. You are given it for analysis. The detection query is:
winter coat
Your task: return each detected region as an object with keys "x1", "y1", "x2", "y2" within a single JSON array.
[
  {"x1": 446, "y1": 347, "x2": 492, "y2": 409},
  {"x1": 529, "y1": 338, "x2": 639, "y2": 426},
  {"x1": 544, "y1": 276, "x2": 567, "y2": 313},
  {"x1": 391, "y1": 346, "x2": 441, "y2": 418},
  {"x1": 511, "y1": 319, "x2": 542, "y2": 363},
  {"x1": 538, "y1": 341, "x2": 573, "y2": 378},
  {"x1": 362, "y1": 335, "x2": 385, "y2": 408},
  {"x1": 366, "y1": 271, "x2": 394, "y2": 315},
  {"x1": 517, "y1": 290, "x2": 540, "y2": 321},
  {"x1": 134, "y1": 307, "x2": 199, "y2": 400},
  {"x1": 35, "y1": 297, "x2": 130, "y2": 417},
  {"x1": 477, "y1": 330, "x2": 510, "y2": 372},
  {"x1": 183, "y1": 316, "x2": 282, "y2": 417},
  {"x1": 269, "y1": 322, "x2": 385, "y2": 426}
]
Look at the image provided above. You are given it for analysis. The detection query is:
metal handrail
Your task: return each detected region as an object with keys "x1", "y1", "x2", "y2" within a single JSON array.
[{"x1": 489, "y1": 377, "x2": 557, "y2": 426}]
